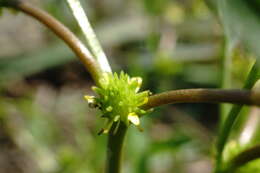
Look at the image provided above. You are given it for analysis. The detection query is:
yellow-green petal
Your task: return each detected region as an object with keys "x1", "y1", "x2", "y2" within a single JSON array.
[{"x1": 128, "y1": 112, "x2": 140, "y2": 126}]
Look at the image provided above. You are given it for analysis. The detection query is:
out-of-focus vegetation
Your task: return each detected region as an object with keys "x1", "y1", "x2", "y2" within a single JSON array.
[{"x1": 0, "y1": 0, "x2": 259, "y2": 173}]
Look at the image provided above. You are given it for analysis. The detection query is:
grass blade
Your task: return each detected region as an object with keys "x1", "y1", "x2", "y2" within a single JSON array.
[
  {"x1": 66, "y1": 0, "x2": 111, "y2": 73},
  {"x1": 215, "y1": 62, "x2": 259, "y2": 172}
]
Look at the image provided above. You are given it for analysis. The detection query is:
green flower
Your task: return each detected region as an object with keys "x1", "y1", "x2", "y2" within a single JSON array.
[{"x1": 85, "y1": 71, "x2": 152, "y2": 134}]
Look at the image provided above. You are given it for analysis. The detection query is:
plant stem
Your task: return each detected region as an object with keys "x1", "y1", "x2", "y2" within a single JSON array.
[
  {"x1": 66, "y1": 0, "x2": 112, "y2": 73},
  {"x1": 144, "y1": 89, "x2": 260, "y2": 109},
  {"x1": 11, "y1": 1, "x2": 103, "y2": 83},
  {"x1": 222, "y1": 144, "x2": 260, "y2": 173},
  {"x1": 105, "y1": 123, "x2": 127, "y2": 173},
  {"x1": 215, "y1": 62, "x2": 259, "y2": 173}
]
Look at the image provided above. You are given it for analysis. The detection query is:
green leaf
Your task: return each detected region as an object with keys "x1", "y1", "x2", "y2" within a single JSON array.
[
  {"x1": 66, "y1": 0, "x2": 111, "y2": 73},
  {"x1": 216, "y1": 62, "x2": 259, "y2": 172},
  {"x1": 218, "y1": 0, "x2": 260, "y2": 64}
]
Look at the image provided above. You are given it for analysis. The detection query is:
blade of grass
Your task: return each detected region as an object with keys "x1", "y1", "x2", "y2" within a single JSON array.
[
  {"x1": 66, "y1": 0, "x2": 111, "y2": 73},
  {"x1": 220, "y1": 38, "x2": 236, "y2": 123},
  {"x1": 217, "y1": 0, "x2": 260, "y2": 63},
  {"x1": 215, "y1": 61, "x2": 259, "y2": 172},
  {"x1": 223, "y1": 144, "x2": 260, "y2": 173}
]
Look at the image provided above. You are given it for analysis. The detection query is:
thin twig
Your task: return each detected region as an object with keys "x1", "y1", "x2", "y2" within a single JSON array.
[
  {"x1": 144, "y1": 89, "x2": 260, "y2": 109},
  {"x1": 10, "y1": 0, "x2": 102, "y2": 83}
]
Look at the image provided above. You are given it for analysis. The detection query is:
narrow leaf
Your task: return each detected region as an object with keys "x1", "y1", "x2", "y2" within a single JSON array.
[
  {"x1": 218, "y1": 0, "x2": 260, "y2": 64},
  {"x1": 66, "y1": 0, "x2": 111, "y2": 72}
]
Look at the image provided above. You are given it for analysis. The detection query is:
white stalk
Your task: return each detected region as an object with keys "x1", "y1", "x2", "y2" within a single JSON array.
[{"x1": 66, "y1": 0, "x2": 112, "y2": 73}]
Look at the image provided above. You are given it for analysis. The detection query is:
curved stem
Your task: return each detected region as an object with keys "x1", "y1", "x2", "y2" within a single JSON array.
[
  {"x1": 105, "y1": 123, "x2": 127, "y2": 173},
  {"x1": 223, "y1": 144, "x2": 260, "y2": 173},
  {"x1": 144, "y1": 89, "x2": 260, "y2": 109},
  {"x1": 9, "y1": 0, "x2": 103, "y2": 83}
]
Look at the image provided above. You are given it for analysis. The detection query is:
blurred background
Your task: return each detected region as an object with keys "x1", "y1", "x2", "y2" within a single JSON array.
[{"x1": 0, "y1": 0, "x2": 259, "y2": 173}]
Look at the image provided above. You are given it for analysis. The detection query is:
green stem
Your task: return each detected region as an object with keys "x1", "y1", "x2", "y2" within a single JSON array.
[
  {"x1": 222, "y1": 144, "x2": 260, "y2": 173},
  {"x1": 215, "y1": 62, "x2": 259, "y2": 173},
  {"x1": 105, "y1": 123, "x2": 127, "y2": 173}
]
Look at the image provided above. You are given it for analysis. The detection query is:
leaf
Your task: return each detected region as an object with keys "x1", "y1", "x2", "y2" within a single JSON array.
[
  {"x1": 66, "y1": 0, "x2": 111, "y2": 73},
  {"x1": 218, "y1": 0, "x2": 260, "y2": 64},
  {"x1": 216, "y1": 62, "x2": 259, "y2": 171}
]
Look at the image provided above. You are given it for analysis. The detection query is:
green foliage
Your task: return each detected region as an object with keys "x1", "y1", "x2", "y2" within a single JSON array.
[
  {"x1": 245, "y1": 0, "x2": 260, "y2": 18},
  {"x1": 0, "y1": 0, "x2": 259, "y2": 172},
  {"x1": 222, "y1": 141, "x2": 243, "y2": 163},
  {"x1": 236, "y1": 159, "x2": 260, "y2": 173},
  {"x1": 143, "y1": 0, "x2": 169, "y2": 15},
  {"x1": 85, "y1": 72, "x2": 151, "y2": 134},
  {"x1": 216, "y1": 62, "x2": 259, "y2": 172},
  {"x1": 218, "y1": 0, "x2": 260, "y2": 65},
  {"x1": 222, "y1": 141, "x2": 260, "y2": 173}
]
